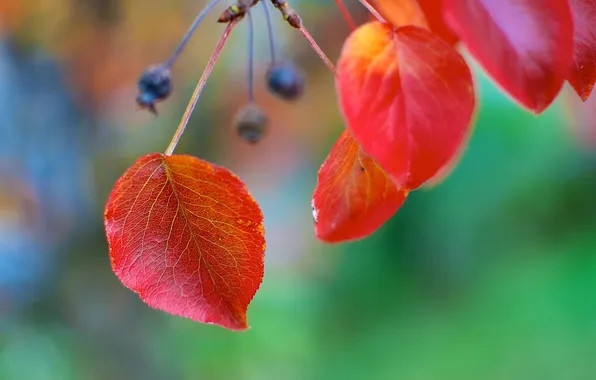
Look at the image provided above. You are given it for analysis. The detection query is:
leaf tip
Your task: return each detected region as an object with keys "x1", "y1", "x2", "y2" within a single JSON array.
[{"x1": 575, "y1": 84, "x2": 594, "y2": 102}]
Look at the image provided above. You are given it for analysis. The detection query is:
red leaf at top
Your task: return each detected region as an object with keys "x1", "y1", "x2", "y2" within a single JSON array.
[
  {"x1": 104, "y1": 153, "x2": 265, "y2": 330},
  {"x1": 336, "y1": 22, "x2": 475, "y2": 190},
  {"x1": 443, "y1": 0, "x2": 574, "y2": 113},
  {"x1": 567, "y1": 0, "x2": 596, "y2": 101},
  {"x1": 375, "y1": 0, "x2": 459, "y2": 44},
  {"x1": 417, "y1": 0, "x2": 459, "y2": 45},
  {"x1": 374, "y1": 0, "x2": 429, "y2": 29},
  {"x1": 312, "y1": 130, "x2": 408, "y2": 243}
]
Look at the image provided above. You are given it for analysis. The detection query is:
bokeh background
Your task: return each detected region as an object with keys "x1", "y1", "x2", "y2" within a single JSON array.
[{"x1": 1, "y1": 1, "x2": 596, "y2": 379}]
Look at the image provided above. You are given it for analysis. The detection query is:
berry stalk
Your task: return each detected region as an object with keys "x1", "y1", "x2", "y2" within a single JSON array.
[
  {"x1": 247, "y1": 10, "x2": 255, "y2": 102},
  {"x1": 261, "y1": 0, "x2": 277, "y2": 63},
  {"x1": 165, "y1": 0, "x2": 223, "y2": 68}
]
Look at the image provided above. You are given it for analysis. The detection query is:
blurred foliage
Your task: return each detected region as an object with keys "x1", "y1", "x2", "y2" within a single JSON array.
[{"x1": 1, "y1": 1, "x2": 595, "y2": 380}]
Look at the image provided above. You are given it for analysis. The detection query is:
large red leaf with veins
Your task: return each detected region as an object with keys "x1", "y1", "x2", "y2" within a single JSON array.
[
  {"x1": 443, "y1": 0, "x2": 574, "y2": 113},
  {"x1": 568, "y1": 0, "x2": 596, "y2": 101},
  {"x1": 337, "y1": 22, "x2": 475, "y2": 190},
  {"x1": 312, "y1": 130, "x2": 408, "y2": 243},
  {"x1": 104, "y1": 153, "x2": 265, "y2": 330}
]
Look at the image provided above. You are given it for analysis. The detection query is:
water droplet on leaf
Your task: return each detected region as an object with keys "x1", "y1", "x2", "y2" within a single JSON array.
[{"x1": 311, "y1": 199, "x2": 319, "y2": 224}]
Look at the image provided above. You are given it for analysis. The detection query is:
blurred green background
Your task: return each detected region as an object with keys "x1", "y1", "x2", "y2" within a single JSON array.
[{"x1": 1, "y1": 1, "x2": 596, "y2": 379}]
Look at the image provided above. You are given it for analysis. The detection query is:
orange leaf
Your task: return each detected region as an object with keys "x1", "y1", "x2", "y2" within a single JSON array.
[
  {"x1": 567, "y1": 0, "x2": 596, "y2": 101},
  {"x1": 312, "y1": 131, "x2": 407, "y2": 243},
  {"x1": 104, "y1": 153, "x2": 265, "y2": 330},
  {"x1": 336, "y1": 22, "x2": 475, "y2": 190},
  {"x1": 374, "y1": 0, "x2": 459, "y2": 44},
  {"x1": 374, "y1": 0, "x2": 429, "y2": 29}
]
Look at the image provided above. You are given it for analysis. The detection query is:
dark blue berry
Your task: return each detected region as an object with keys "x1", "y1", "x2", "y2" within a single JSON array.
[
  {"x1": 136, "y1": 65, "x2": 172, "y2": 114},
  {"x1": 234, "y1": 104, "x2": 269, "y2": 144},
  {"x1": 266, "y1": 62, "x2": 305, "y2": 101}
]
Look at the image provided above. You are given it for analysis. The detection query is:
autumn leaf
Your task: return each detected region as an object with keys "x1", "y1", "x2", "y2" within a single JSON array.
[
  {"x1": 443, "y1": 0, "x2": 574, "y2": 113},
  {"x1": 567, "y1": 0, "x2": 596, "y2": 101},
  {"x1": 312, "y1": 130, "x2": 407, "y2": 243},
  {"x1": 375, "y1": 0, "x2": 459, "y2": 44},
  {"x1": 417, "y1": 0, "x2": 459, "y2": 45},
  {"x1": 104, "y1": 153, "x2": 265, "y2": 330},
  {"x1": 336, "y1": 22, "x2": 475, "y2": 190},
  {"x1": 423, "y1": 112, "x2": 475, "y2": 189},
  {"x1": 374, "y1": 0, "x2": 428, "y2": 29}
]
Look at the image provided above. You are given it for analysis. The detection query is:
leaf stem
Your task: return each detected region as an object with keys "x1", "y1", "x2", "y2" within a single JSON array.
[
  {"x1": 261, "y1": 0, "x2": 277, "y2": 63},
  {"x1": 247, "y1": 10, "x2": 255, "y2": 102},
  {"x1": 299, "y1": 26, "x2": 337, "y2": 75},
  {"x1": 268, "y1": 0, "x2": 336, "y2": 75},
  {"x1": 357, "y1": 0, "x2": 384, "y2": 23},
  {"x1": 333, "y1": 0, "x2": 356, "y2": 30},
  {"x1": 165, "y1": 0, "x2": 223, "y2": 68},
  {"x1": 165, "y1": 22, "x2": 237, "y2": 156}
]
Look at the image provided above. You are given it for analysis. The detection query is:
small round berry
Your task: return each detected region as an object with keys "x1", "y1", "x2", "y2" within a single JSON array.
[
  {"x1": 266, "y1": 62, "x2": 305, "y2": 101},
  {"x1": 136, "y1": 65, "x2": 172, "y2": 114},
  {"x1": 234, "y1": 104, "x2": 269, "y2": 144}
]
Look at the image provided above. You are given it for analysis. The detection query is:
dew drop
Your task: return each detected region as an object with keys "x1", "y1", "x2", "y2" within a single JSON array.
[{"x1": 311, "y1": 199, "x2": 319, "y2": 224}]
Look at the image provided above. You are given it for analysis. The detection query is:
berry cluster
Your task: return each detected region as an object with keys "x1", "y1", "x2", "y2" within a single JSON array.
[{"x1": 136, "y1": 0, "x2": 311, "y2": 146}]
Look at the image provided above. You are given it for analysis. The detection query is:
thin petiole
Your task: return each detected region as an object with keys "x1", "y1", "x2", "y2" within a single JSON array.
[
  {"x1": 333, "y1": 0, "x2": 356, "y2": 30},
  {"x1": 299, "y1": 26, "x2": 336, "y2": 75},
  {"x1": 357, "y1": 0, "x2": 384, "y2": 22},
  {"x1": 165, "y1": 21, "x2": 238, "y2": 156},
  {"x1": 261, "y1": 0, "x2": 277, "y2": 63},
  {"x1": 247, "y1": 10, "x2": 255, "y2": 102},
  {"x1": 165, "y1": 0, "x2": 223, "y2": 68}
]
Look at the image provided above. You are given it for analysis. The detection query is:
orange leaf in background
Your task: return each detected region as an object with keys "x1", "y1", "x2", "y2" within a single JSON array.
[
  {"x1": 375, "y1": 0, "x2": 459, "y2": 44},
  {"x1": 567, "y1": 0, "x2": 596, "y2": 101},
  {"x1": 0, "y1": 0, "x2": 23, "y2": 30},
  {"x1": 312, "y1": 131, "x2": 407, "y2": 243},
  {"x1": 104, "y1": 153, "x2": 265, "y2": 330},
  {"x1": 336, "y1": 22, "x2": 475, "y2": 190},
  {"x1": 417, "y1": 0, "x2": 459, "y2": 45},
  {"x1": 443, "y1": 0, "x2": 574, "y2": 113},
  {"x1": 374, "y1": 0, "x2": 428, "y2": 29}
]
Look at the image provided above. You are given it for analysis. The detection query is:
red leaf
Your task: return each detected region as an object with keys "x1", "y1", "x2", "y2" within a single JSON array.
[
  {"x1": 336, "y1": 22, "x2": 475, "y2": 190},
  {"x1": 568, "y1": 0, "x2": 596, "y2": 101},
  {"x1": 417, "y1": 0, "x2": 459, "y2": 45},
  {"x1": 423, "y1": 117, "x2": 475, "y2": 188},
  {"x1": 375, "y1": 0, "x2": 459, "y2": 44},
  {"x1": 312, "y1": 130, "x2": 407, "y2": 243},
  {"x1": 104, "y1": 153, "x2": 265, "y2": 330},
  {"x1": 443, "y1": 0, "x2": 574, "y2": 113}
]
